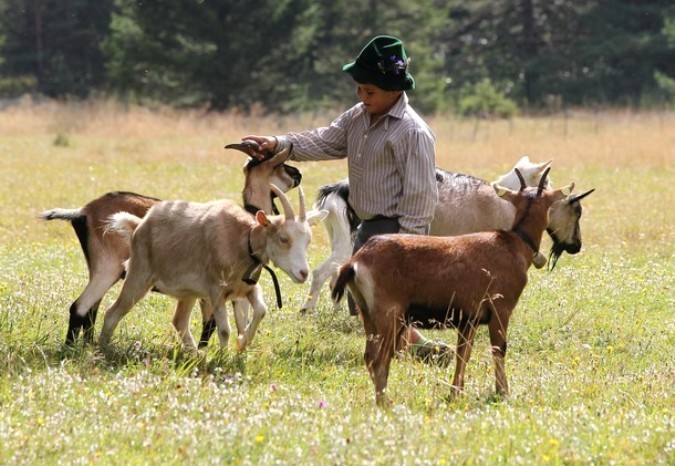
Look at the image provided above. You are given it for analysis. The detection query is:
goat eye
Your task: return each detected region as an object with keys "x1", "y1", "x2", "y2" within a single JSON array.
[{"x1": 279, "y1": 236, "x2": 290, "y2": 245}]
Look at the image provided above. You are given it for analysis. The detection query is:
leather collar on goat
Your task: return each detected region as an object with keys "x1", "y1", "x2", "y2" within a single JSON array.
[
  {"x1": 244, "y1": 194, "x2": 280, "y2": 216},
  {"x1": 514, "y1": 228, "x2": 538, "y2": 254},
  {"x1": 511, "y1": 197, "x2": 538, "y2": 254},
  {"x1": 242, "y1": 230, "x2": 283, "y2": 309}
]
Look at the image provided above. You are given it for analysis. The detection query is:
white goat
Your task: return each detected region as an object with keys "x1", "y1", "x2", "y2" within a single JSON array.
[
  {"x1": 302, "y1": 156, "x2": 594, "y2": 313},
  {"x1": 40, "y1": 141, "x2": 301, "y2": 345},
  {"x1": 100, "y1": 184, "x2": 325, "y2": 351},
  {"x1": 332, "y1": 168, "x2": 574, "y2": 404}
]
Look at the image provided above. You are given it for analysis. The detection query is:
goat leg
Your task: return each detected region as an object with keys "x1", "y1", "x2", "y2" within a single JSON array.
[
  {"x1": 362, "y1": 308, "x2": 399, "y2": 406},
  {"x1": 238, "y1": 286, "x2": 267, "y2": 352},
  {"x1": 488, "y1": 315, "x2": 510, "y2": 396},
  {"x1": 209, "y1": 290, "x2": 231, "y2": 350},
  {"x1": 81, "y1": 301, "x2": 101, "y2": 345},
  {"x1": 451, "y1": 318, "x2": 478, "y2": 394},
  {"x1": 172, "y1": 298, "x2": 198, "y2": 350},
  {"x1": 66, "y1": 269, "x2": 122, "y2": 345},
  {"x1": 232, "y1": 299, "x2": 249, "y2": 336},
  {"x1": 99, "y1": 265, "x2": 153, "y2": 348},
  {"x1": 301, "y1": 258, "x2": 339, "y2": 313},
  {"x1": 197, "y1": 298, "x2": 216, "y2": 348},
  {"x1": 66, "y1": 302, "x2": 84, "y2": 345}
]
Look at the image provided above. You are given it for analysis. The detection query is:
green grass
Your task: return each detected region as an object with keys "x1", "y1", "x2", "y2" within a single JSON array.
[{"x1": 0, "y1": 103, "x2": 673, "y2": 464}]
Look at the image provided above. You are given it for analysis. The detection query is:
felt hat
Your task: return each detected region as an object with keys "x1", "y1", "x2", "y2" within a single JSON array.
[{"x1": 342, "y1": 35, "x2": 415, "y2": 91}]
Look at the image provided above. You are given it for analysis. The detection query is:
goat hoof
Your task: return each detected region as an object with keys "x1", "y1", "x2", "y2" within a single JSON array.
[{"x1": 236, "y1": 335, "x2": 247, "y2": 352}]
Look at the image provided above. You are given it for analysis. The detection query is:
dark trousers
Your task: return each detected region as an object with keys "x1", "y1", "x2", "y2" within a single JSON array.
[
  {"x1": 352, "y1": 216, "x2": 401, "y2": 254},
  {"x1": 348, "y1": 217, "x2": 400, "y2": 315}
]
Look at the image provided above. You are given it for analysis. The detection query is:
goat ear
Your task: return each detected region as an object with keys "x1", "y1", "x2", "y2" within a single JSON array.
[
  {"x1": 561, "y1": 183, "x2": 574, "y2": 196},
  {"x1": 492, "y1": 183, "x2": 513, "y2": 198},
  {"x1": 552, "y1": 183, "x2": 575, "y2": 202},
  {"x1": 515, "y1": 155, "x2": 530, "y2": 167},
  {"x1": 256, "y1": 210, "x2": 271, "y2": 227},
  {"x1": 537, "y1": 158, "x2": 553, "y2": 173},
  {"x1": 267, "y1": 144, "x2": 293, "y2": 167},
  {"x1": 306, "y1": 209, "x2": 329, "y2": 225}
]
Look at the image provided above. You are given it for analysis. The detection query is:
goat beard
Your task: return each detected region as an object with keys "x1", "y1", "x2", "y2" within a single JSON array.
[{"x1": 548, "y1": 242, "x2": 565, "y2": 271}]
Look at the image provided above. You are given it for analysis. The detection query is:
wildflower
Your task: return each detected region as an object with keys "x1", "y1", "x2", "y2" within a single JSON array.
[
  {"x1": 317, "y1": 399, "x2": 329, "y2": 409},
  {"x1": 255, "y1": 435, "x2": 264, "y2": 443}
]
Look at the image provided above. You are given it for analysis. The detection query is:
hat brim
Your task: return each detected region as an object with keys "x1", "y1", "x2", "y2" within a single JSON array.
[{"x1": 342, "y1": 61, "x2": 414, "y2": 91}]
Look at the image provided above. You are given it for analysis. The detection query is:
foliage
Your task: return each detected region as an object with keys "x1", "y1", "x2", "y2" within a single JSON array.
[
  {"x1": 457, "y1": 78, "x2": 517, "y2": 118},
  {"x1": 0, "y1": 0, "x2": 113, "y2": 98},
  {"x1": 1, "y1": 1, "x2": 674, "y2": 112}
]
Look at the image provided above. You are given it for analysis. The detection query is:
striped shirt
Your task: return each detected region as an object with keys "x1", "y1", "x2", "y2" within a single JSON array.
[{"x1": 276, "y1": 93, "x2": 438, "y2": 234}]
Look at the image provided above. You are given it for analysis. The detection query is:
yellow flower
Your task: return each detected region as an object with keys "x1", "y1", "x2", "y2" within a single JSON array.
[
  {"x1": 549, "y1": 439, "x2": 559, "y2": 447},
  {"x1": 255, "y1": 435, "x2": 264, "y2": 443}
]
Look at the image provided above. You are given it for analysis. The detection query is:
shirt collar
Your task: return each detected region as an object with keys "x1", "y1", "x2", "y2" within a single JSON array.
[
  {"x1": 356, "y1": 92, "x2": 408, "y2": 128},
  {"x1": 388, "y1": 92, "x2": 408, "y2": 119}
]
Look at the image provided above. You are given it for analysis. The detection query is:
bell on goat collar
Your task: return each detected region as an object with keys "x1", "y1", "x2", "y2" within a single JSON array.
[{"x1": 533, "y1": 251, "x2": 548, "y2": 269}]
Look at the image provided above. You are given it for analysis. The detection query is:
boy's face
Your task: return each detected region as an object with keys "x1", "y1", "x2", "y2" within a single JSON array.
[{"x1": 356, "y1": 83, "x2": 402, "y2": 117}]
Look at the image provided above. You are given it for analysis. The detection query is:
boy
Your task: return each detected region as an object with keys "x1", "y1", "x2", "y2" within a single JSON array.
[{"x1": 244, "y1": 35, "x2": 450, "y2": 362}]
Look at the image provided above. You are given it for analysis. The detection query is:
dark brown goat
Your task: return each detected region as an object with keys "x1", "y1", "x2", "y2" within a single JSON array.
[
  {"x1": 40, "y1": 141, "x2": 301, "y2": 345},
  {"x1": 332, "y1": 168, "x2": 573, "y2": 404}
]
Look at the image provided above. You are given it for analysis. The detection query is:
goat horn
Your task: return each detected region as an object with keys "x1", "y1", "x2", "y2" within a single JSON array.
[
  {"x1": 537, "y1": 167, "x2": 551, "y2": 196},
  {"x1": 566, "y1": 188, "x2": 595, "y2": 204},
  {"x1": 297, "y1": 185, "x2": 306, "y2": 221},
  {"x1": 515, "y1": 168, "x2": 527, "y2": 191},
  {"x1": 224, "y1": 140, "x2": 268, "y2": 161},
  {"x1": 270, "y1": 183, "x2": 294, "y2": 220}
]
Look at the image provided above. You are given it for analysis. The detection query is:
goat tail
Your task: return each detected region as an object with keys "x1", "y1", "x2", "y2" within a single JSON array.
[
  {"x1": 331, "y1": 262, "x2": 356, "y2": 303},
  {"x1": 39, "y1": 208, "x2": 82, "y2": 221},
  {"x1": 105, "y1": 211, "x2": 142, "y2": 245}
]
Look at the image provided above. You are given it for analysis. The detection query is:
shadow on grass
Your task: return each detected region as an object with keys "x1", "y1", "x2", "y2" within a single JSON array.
[
  {"x1": 274, "y1": 338, "x2": 363, "y2": 368},
  {"x1": 0, "y1": 337, "x2": 251, "y2": 383}
]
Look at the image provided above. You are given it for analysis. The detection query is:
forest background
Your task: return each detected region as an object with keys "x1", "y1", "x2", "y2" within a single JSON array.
[{"x1": 1, "y1": 0, "x2": 674, "y2": 115}]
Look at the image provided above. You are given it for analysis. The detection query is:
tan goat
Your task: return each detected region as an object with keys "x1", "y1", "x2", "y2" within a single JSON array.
[
  {"x1": 332, "y1": 168, "x2": 574, "y2": 404},
  {"x1": 100, "y1": 184, "x2": 324, "y2": 351},
  {"x1": 40, "y1": 141, "x2": 301, "y2": 345}
]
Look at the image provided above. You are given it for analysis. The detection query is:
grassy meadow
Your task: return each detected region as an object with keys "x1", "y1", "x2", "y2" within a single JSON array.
[{"x1": 0, "y1": 100, "x2": 673, "y2": 465}]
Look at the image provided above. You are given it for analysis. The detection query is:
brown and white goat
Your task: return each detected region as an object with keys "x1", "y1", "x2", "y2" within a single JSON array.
[
  {"x1": 40, "y1": 141, "x2": 301, "y2": 346},
  {"x1": 99, "y1": 184, "x2": 320, "y2": 351},
  {"x1": 331, "y1": 168, "x2": 574, "y2": 404},
  {"x1": 303, "y1": 156, "x2": 594, "y2": 313}
]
